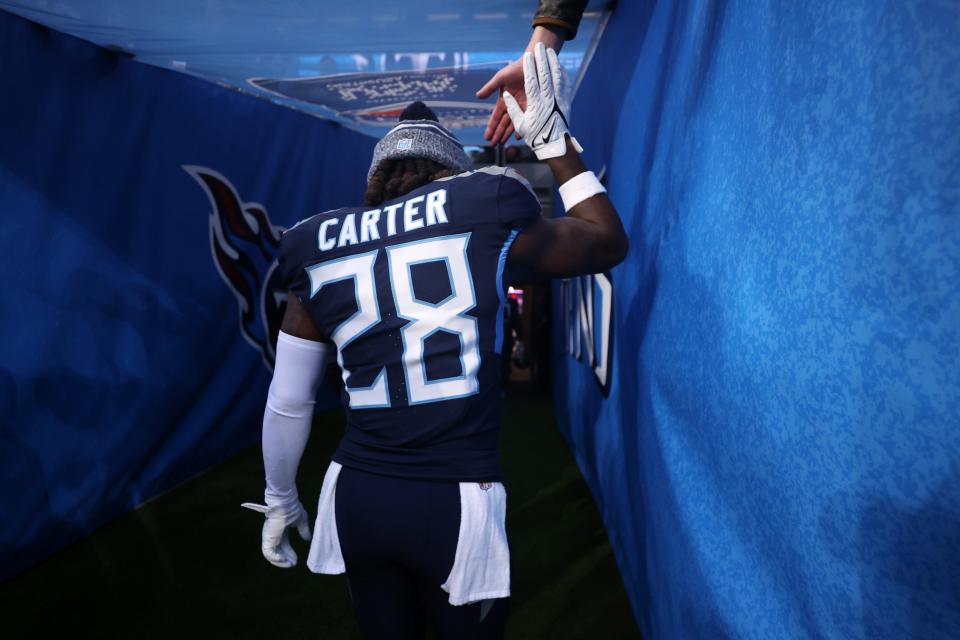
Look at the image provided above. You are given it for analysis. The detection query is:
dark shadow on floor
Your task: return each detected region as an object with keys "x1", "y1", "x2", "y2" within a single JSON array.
[{"x1": 1, "y1": 383, "x2": 638, "y2": 639}]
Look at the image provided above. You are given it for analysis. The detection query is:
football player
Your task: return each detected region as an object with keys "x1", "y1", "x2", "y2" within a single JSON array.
[{"x1": 244, "y1": 44, "x2": 626, "y2": 639}]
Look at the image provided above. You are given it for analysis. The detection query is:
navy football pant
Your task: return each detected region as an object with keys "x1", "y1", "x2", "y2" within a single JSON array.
[{"x1": 335, "y1": 465, "x2": 509, "y2": 639}]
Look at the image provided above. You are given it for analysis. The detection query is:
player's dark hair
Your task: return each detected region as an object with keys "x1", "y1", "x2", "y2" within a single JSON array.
[{"x1": 363, "y1": 156, "x2": 455, "y2": 207}]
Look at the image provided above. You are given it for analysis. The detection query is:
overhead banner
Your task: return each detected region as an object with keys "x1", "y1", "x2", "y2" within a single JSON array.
[
  {"x1": 251, "y1": 65, "x2": 503, "y2": 131},
  {"x1": 557, "y1": 1, "x2": 960, "y2": 638},
  {"x1": 0, "y1": 11, "x2": 374, "y2": 579}
]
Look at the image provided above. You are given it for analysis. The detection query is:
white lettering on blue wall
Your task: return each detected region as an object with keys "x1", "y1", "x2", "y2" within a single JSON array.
[{"x1": 560, "y1": 273, "x2": 613, "y2": 393}]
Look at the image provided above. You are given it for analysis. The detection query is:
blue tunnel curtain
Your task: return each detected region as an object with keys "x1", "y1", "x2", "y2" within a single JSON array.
[
  {"x1": 2, "y1": 3, "x2": 959, "y2": 637},
  {"x1": 556, "y1": 1, "x2": 959, "y2": 638},
  {"x1": 0, "y1": 11, "x2": 374, "y2": 579}
]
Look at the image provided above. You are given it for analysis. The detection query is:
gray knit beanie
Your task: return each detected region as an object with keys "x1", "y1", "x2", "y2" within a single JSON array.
[{"x1": 366, "y1": 102, "x2": 473, "y2": 182}]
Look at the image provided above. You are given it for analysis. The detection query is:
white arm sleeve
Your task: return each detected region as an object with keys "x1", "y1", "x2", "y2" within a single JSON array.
[{"x1": 262, "y1": 330, "x2": 333, "y2": 509}]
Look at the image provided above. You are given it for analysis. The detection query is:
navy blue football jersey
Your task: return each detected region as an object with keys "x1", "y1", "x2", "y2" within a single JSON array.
[{"x1": 279, "y1": 167, "x2": 541, "y2": 481}]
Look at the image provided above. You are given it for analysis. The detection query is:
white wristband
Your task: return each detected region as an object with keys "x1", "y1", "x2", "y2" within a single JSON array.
[{"x1": 558, "y1": 170, "x2": 606, "y2": 211}]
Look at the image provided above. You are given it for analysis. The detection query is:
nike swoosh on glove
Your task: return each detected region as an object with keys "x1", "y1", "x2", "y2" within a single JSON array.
[
  {"x1": 241, "y1": 499, "x2": 312, "y2": 568},
  {"x1": 502, "y1": 42, "x2": 583, "y2": 160}
]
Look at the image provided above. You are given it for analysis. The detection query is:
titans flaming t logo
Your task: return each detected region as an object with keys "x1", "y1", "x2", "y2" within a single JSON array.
[{"x1": 184, "y1": 166, "x2": 287, "y2": 370}]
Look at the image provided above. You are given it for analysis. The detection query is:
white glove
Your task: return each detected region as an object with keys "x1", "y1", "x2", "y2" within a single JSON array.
[
  {"x1": 241, "y1": 497, "x2": 312, "y2": 568},
  {"x1": 502, "y1": 42, "x2": 583, "y2": 160}
]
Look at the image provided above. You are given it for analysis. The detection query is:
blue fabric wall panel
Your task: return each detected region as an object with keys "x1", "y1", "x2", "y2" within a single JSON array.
[
  {"x1": 0, "y1": 12, "x2": 374, "y2": 579},
  {"x1": 557, "y1": 1, "x2": 960, "y2": 638}
]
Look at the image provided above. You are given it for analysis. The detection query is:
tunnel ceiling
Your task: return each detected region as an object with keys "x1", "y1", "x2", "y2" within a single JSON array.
[{"x1": 1, "y1": 0, "x2": 609, "y2": 145}]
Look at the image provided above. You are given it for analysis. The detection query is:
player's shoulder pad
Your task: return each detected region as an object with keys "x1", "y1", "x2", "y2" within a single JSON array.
[
  {"x1": 485, "y1": 165, "x2": 537, "y2": 196},
  {"x1": 278, "y1": 207, "x2": 346, "y2": 281},
  {"x1": 284, "y1": 207, "x2": 346, "y2": 235},
  {"x1": 486, "y1": 166, "x2": 541, "y2": 226},
  {"x1": 435, "y1": 165, "x2": 541, "y2": 228},
  {"x1": 434, "y1": 165, "x2": 533, "y2": 192}
]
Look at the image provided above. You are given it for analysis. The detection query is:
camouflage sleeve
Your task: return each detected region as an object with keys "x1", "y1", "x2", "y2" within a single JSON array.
[{"x1": 532, "y1": 0, "x2": 589, "y2": 40}]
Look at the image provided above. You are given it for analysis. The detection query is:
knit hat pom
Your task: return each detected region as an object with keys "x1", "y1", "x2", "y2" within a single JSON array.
[{"x1": 400, "y1": 101, "x2": 438, "y2": 122}]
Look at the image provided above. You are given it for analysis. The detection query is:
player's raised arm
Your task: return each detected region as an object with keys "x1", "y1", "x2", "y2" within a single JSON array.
[
  {"x1": 476, "y1": 0, "x2": 589, "y2": 144},
  {"x1": 504, "y1": 44, "x2": 628, "y2": 277}
]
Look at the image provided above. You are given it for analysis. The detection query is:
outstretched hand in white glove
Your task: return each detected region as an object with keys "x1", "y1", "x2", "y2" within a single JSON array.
[
  {"x1": 241, "y1": 498, "x2": 312, "y2": 568},
  {"x1": 502, "y1": 42, "x2": 583, "y2": 160}
]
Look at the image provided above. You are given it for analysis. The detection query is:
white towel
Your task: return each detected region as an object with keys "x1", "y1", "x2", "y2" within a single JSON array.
[
  {"x1": 306, "y1": 461, "x2": 345, "y2": 574},
  {"x1": 306, "y1": 462, "x2": 511, "y2": 607},
  {"x1": 441, "y1": 482, "x2": 511, "y2": 606}
]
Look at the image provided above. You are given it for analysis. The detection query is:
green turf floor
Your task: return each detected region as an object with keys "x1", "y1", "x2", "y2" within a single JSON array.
[{"x1": 2, "y1": 385, "x2": 639, "y2": 639}]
